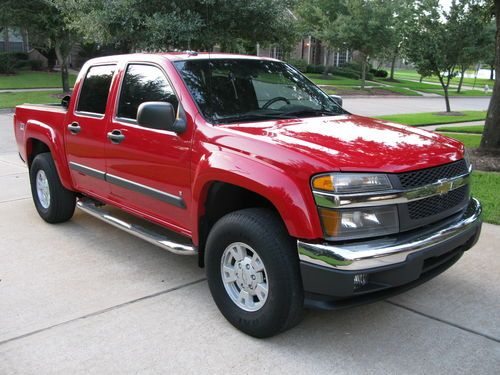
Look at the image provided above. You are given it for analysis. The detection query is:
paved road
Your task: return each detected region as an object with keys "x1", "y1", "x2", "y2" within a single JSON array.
[
  {"x1": 343, "y1": 96, "x2": 491, "y2": 116},
  {"x1": 0, "y1": 111, "x2": 499, "y2": 374}
]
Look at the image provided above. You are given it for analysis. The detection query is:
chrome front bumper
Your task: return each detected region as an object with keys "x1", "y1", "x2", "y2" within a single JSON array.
[{"x1": 298, "y1": 197, "x2": 482, "y2": 271}]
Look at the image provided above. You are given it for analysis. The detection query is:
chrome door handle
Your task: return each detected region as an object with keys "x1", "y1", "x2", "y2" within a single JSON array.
[
  {"x1": 107, "y1": 129, "x2": 125, "y2": 144},
  {"x1": 67, "y1": 122, "x2": 81, "y2": 134}
]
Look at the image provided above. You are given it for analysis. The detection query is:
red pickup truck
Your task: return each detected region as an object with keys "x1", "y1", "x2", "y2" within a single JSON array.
[{"x1": 13, "y1": 53, "x2": 482, "y2": 337}]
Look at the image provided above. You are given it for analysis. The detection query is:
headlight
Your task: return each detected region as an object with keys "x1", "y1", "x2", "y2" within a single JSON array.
[
  {"x1": 312, "y1": 173, "x2": 398, "y2": 240},
  {"x1": 318, "y1": 206, "x2": 399, "y2": 240},
  {"x1": 312, "y1": 173, "x2": 392, "y2": 194},
  {"x1": 463, "y1": 149, "x2": 472, "y2": 172}
]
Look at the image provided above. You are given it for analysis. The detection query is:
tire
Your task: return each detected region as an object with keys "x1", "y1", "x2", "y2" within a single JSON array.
[
  {"x1": 205, "y1": 208, "x2": 303, "y2": 338},
  {"x1": 29, "y1": 152, "x2": 76, "y2": 223}
]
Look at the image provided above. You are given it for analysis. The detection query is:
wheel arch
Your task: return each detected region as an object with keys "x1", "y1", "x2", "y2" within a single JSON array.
[
  {"x1": 192, "y1": 153, "x2": 322, "y2": 266},
  {"x1": 25, "y1": 120, "x2": 74, "y2": 191}
]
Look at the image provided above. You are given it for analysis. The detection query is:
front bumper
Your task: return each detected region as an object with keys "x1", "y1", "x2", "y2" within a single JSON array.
[{"x1": 298, "y1": 197, "x2": 482, "y2": 309}]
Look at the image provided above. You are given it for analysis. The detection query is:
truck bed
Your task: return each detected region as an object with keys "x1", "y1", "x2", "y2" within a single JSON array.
[{"x1": 14, "y1": 103, "x2": 68, "y2": 164}]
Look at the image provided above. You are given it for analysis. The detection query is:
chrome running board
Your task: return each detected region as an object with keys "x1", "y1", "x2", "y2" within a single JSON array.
[{"x1": 76, "y1": 198, "x2": 197, "y2": 255}]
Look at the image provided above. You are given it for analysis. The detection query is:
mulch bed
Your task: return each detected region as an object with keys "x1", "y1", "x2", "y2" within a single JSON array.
[{"x1": 470, "y1": 149, "x2": 500, "y2": 172}]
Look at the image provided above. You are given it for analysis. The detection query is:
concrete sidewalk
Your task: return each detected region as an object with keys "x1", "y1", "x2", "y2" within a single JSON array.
[{"x1": 0, "y1": 111, "x2": 499, "y2": 374}]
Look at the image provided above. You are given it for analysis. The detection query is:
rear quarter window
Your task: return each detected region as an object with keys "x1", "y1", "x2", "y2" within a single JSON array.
[{"x1": 77, "y1": 65, "x2": 116, "y2": 115}]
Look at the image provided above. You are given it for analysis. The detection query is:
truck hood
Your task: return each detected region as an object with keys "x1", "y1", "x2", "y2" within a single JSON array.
[{"x1": 218, "y1": 114, "x2": 464, "y2": 173}]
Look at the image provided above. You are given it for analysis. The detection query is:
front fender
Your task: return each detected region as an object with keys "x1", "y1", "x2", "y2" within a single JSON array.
[
  {"x1": 191, "y1": 148, "x2": 323, "y2": 245},
  {"x1": 25, "y1": 120, "x2": 74, "y2": 191}
]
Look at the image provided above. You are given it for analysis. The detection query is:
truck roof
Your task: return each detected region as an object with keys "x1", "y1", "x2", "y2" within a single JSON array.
[{"x1": 84, "y1": 52, "x2": 280, "y2": 65}]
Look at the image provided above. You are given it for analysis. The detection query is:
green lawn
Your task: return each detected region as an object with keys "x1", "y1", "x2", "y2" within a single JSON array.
[
  {"x1": 0, "y1": 90, "x2": 64, "y2": 109},
  {"x1": 437, "y1": 132, "x2": 481, "y2": 148},
  {"x1": 306, "y1": 73, "x2": 373, "y2": 87},
  {"x1": 375, "y1": 78, "x2": 491, "y2": 96},
  {"x1": 375, "y1": 78, "x2": 440, "y2": 91},
  {"x1": 324, "y1": 86, "x2": 421, "y2": 96},
  {"x1": 434, "y1": 125, "x2": 484, "y2": 134},
  {"x1": 376, "y1": 110, "x2": 487, "y2": 126},
  {"x1": 0, "y1": 71, "x2": 77, "y2": 89},
  {"x1": 378, "y1": 86, "x2": 422, "y2": 96},
  {"x1": 471, "y1": 171, "x2": 500, "y2": 225},
  {"x1": 393, "y1": 69, "x2": 495, "y2": 88}
]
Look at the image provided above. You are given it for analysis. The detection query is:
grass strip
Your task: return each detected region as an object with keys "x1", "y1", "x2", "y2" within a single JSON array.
[
  {"x1": 434, "y1": 125, "x2": 484, "y2": 134},
  {"x1": 376, "y1": 111, "x2": 487, "y2": 126}
]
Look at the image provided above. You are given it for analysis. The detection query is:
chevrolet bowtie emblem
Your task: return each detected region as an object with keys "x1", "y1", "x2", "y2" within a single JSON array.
[{"x1": 436, "y1": 179, "x2": 454, "y2": 196}]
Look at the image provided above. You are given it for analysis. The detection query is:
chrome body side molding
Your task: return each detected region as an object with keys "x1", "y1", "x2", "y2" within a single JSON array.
[
  {"x1": 106, "y1": 174, "x2": 186, "y2": 208},
  {"x1": 69, "y1": 162, "x2": 186, "y2": 208},
  {"x1": 69, "y1": 162, "x2": 106, "y2": 180}
]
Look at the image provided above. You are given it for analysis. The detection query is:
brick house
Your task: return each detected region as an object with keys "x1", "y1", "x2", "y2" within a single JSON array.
[
  {"x1": 257, "y1": 37, "x2": 353, "y2": 67},
  {"x1": 0, "y1": 26, "x2": 29, "y2": 53}
]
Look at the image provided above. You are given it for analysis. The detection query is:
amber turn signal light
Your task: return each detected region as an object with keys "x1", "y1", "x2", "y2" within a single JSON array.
[{"x1": 312, "y1": 175, "x2": 334, "y2": 191}]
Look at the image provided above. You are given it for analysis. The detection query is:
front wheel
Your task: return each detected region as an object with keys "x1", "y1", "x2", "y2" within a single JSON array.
[
  {"x1": 205, "y1": 208, "x2": 303, "y2": 338},
  {"x1": 29, "y1": 153, "x2": 76, "y2": 223}
]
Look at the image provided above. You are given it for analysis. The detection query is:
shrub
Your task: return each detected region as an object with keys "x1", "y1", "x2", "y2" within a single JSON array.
[
  {"x1": 28, "y1": 60, "x2": 43, "y2": 71},
  {"x1": 328, "y1": 67, "x2": 360, "y2": 79},
  {"x1": 12, "y1": 52, "x2": 28, "y2": 61},
  {"x1": 342, "y1": 61, "x2": 373, "y2": 73},
  {"x1": 0, "y1": 53, "x2": 17, "y2": 74},
  {"x1": 306, "y1": 64, "x2": 327, "y2": 74},
  {"x1": 286, "y1": 59, "x2": 307, "y2": 72},
  {"x1": 374, "y1": 69, "x2": 389, "y2": 78}
]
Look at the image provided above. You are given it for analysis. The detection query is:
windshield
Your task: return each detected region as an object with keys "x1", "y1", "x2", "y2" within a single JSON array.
[{"x1": 173, "y1": 59, "x2": 345, "y2": 124}]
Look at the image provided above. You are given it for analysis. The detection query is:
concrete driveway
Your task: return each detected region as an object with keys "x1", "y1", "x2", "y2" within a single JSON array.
[{"x1": 0, "y1": 110, "x2": 499, "y2": 374}]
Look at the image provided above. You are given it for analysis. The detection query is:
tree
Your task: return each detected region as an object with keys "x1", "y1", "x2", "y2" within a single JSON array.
[
  {"x1": 0, "y1": 0, "x2": 75, "y2": 92},
  {"x1": 54, "y1": 0, "x2": 298, "y2": 53},
  {"x1": 452, "y1": 1, "x2": 491, "y2": 93},
  {"x1": 383, "y1": 0, "x2": 414, "y2": 81},
  {"x1": 480, "y1": 0, "x2": 499, "y2": 151},
  {"x1": 330, "y1": 0, "x2": 394, "y2": 89},
  {"x1": 482, "y1": 21, "x2": 497, "y2": 81},
  {"x1": 404, "y1": 0, "x2": 462, "y2": 112}
]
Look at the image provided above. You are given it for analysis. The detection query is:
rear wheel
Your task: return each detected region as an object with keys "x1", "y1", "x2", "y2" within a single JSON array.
[
  {"x1": 29, "y1": 153, "x2": 76, "y2": 223},
  {"x1": 205, "y1": 208, "x2": 303, "y2": 338}
]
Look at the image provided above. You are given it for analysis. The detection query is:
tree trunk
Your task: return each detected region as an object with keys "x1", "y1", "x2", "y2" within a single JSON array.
[
  {"x1": 443, "y1": 86, "x2": 451, "y2": 112},
  {"x1": 419, "y1": 76, "x2": 423, "y2": 83},
  {"x1": 457, "y1": 66, "x2": 466, "y2": 93},
  {"x1": 438, "y1": 74, "x2": 451, "y2": 112},
  {"x1": 54, "y1": 42, "x2": 70, "y2": 92},
  {"x1": 361, "y1": 56, "x2": 367, "y2": 89},
  {"x1": 480, "y1": 2, "x2": 500, "y2": 151},
  {"x1": 490, "y1": 65, "x2": 495, "y2": 80},
  {"x1": 389, "y1": 52, "x2": 397, "y2": 81}
]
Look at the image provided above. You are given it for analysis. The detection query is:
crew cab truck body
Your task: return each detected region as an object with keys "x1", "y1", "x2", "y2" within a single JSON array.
[{"x1": 13, "y1": 53, "x2": 482, "y2": 337}]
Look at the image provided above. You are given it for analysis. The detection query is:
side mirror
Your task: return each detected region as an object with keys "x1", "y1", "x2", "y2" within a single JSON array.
[
  {"x1": 137, "y1": 101, "x2": 186, "y2": 133},
  {"x1": 61, "y1": 95, "x2": 71, "y2": 109},
  {"x1": 329, "y1": 95, "x2": 343, "y2": 107}
]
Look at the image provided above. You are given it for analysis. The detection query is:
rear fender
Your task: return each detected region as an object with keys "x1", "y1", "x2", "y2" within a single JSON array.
[{"x1": 25, "y1": 120, "x2": 74, "y2": 191}]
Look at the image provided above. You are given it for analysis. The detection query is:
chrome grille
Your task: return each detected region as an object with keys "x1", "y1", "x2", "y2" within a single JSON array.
[
  {"x1": 398, "y1": 160, "x2": 468, "y2": 189},
  {"x1": 408, "y1": 185, "x2": 468, "y2": 219}
]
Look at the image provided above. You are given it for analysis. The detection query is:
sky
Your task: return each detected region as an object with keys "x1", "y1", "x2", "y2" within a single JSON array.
[{"x1": 440, "y1": 0, "x2": 452, "y2": 11}]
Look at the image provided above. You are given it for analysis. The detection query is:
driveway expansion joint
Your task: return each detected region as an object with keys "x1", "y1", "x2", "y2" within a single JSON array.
[
  {"x1": 385, "y1": 300, "x2": 500, "y2": 343},
  {"x1": 0, "y1": 278, "x2": 207, "y2": 346}
]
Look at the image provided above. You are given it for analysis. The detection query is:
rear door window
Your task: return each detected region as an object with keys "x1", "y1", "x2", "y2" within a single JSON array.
[
  {"x1": 117, "y1": 64, "x2": 179, "y2": 121},
  {"x1": 76, "y1": 65, "x2": 116, "y2": 115}
]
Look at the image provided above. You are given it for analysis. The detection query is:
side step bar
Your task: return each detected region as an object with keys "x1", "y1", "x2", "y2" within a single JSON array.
[{"x1": 76, "y1": 198, "x2": 197, "y2": 255}]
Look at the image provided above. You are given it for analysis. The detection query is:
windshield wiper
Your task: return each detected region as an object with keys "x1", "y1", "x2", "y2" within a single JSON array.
[
  {"x1": 281, "y1": 108, "x2": 341, "y2": 117},
  {"x1": 214, "y1": 112, "x2": 295, "y2": 124}
]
